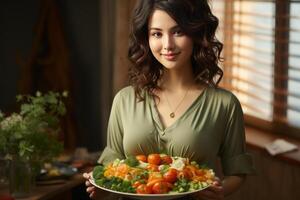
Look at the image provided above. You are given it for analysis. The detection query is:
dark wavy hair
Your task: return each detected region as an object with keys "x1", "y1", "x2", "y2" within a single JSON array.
[{"x1": 128, "y1": 0, "x2": 223, "y2": 99}]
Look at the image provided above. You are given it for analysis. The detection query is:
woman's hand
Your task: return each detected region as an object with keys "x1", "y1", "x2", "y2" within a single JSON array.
[
  {"x1": 83, "y1": 172, "x2": 98, "y2": 199},
  {"x1": 193, "y1": 177, "x2": 224, "y2": 200}
]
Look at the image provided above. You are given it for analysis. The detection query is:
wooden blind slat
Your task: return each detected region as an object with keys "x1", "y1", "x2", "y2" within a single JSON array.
[
  {"x1": 228, "y1": 61, "x2": 300, "y2": 83},
  {"x1": 213, "y1": 0, "x2": 300, "y2": 136},
  {"x1": 225, "y1": 74, "x2": 300, "y2": 99},
  {"x1": 223, "y1": 83, "x2": 300, "y2": 113},
  {"x1": 229, "y1": 51, "x2": 273, "y2": 66},
  {"x1": 223, "y1": 28, "x2": 300, "y2": 44},
  {"x1": 232, "y1": 43, "x2": 272, "y2": 55}
]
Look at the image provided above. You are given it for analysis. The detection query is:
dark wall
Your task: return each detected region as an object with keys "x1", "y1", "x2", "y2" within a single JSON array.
[
  {"x1": 0, "y1": 0, "x2": 104, "y2": 151},
  {"x1": 58, "y1": 0, "x2": 102, "y2": 151},
  {"x1": 0, "y1": 0, "x2": 39, "y2": 110}
]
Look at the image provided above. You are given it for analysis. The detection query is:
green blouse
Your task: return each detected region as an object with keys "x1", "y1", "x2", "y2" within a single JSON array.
[{"x1": 98, "y1": 86, "x2": 255, "y2": 176}]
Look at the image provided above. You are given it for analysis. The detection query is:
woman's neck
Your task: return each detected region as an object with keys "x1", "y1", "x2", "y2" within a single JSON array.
[{"x1": 160, "y1": 67, "x2": 195, "y2": 92}]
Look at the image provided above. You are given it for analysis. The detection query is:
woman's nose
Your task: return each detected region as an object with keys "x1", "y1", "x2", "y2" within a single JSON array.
[{"x1": 163, "y1": 35, "x2": 175, "y2": 51}]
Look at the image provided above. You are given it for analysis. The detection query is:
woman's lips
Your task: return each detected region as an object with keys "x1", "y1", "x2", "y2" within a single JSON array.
[{"x1": 161, "y1": 52, "x2": 180, "y2": 61}]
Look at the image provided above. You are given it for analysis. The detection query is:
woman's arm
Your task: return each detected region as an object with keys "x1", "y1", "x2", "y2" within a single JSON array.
[
  {"x1": 222, "y1": 175, "x2": 245, "y2": 196},
  {"x1": 195, "y1": 175, "x2": 245, "y2": 200},
  {"x1": 84, "y1": 91, "x2": 125, "y2": 199},
  {"x1": 83, "y1": 172, "x2": 112, "y2": 200}
]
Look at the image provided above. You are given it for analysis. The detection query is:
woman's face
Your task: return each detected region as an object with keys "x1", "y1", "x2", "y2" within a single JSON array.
[{"x1": 148, "y1": 9, "x2": 194, "y2": 71}]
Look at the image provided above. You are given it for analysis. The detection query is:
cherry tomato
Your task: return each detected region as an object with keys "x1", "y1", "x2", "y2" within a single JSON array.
[
  {"x1": 161, "y1": 155, "x2": 172, "y2": 164},
  {"x1": 132, "y1": 181, "x2": 142, "y2": 188},
  {"x1": 116, "y1": 163, "x2": 129, "y2": 174},
  {"x1": 146, "y1": 164, "x2": 159, "y2": 172},
  {"x1": 196, "y1": 169, "x2": 205, "y2": 176},
  {"x1": 147, "y1": 154, "x2": 161, "y2": 165},
  {"x1": 146, "y1": 178, "x2": 164, "y2": 188},
  {"x1": 148, "y1": 172, "x2": 163, "y2": 182},
  {"x1": 177, "y1": 168, "x2": 193, "y2": 180},
  {"x1": 136, "y1": 155, "x2": 147, "y2": 162},
  {"x1": 136, "y1": 184, "x2": 152, "y2": 194},
  {"x1": 163, "y1": 168, "x2": 178, "y2": 183},
  {"x1": 182, "y1": 168, "x2": 193, "y2": 180},
  {"x1": 152, "y1": 181, "x2": 170, "y2": 194}
]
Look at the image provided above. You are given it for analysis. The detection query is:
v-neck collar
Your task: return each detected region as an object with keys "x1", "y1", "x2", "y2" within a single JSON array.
[{"x1": 149, "y1": 87, "x2": 208, "y2": 132}]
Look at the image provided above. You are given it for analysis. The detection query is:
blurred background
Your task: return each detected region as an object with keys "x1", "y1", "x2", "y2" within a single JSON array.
[
  {"x1": 0, "y1": 0, "x2": 299, "y2": 200},
  {"x1": 0, "y1": 0, "x2": 136, "y2": 152}
]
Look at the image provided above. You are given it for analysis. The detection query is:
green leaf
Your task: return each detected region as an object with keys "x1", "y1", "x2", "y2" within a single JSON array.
[
  {"x1": 0, "y1": 110, "x2": 4, "y2": 119},
  {"x1": 124, "y1": 156, "x2": 139, "y2": 167},
  {"x1": 20, "y1": 104, "x2": 32, "y2": 115},
  {"x1": 57, "y1": 102, "x2": 66, "y2": 115},
  {"x1": 0, "y1": 91, "x2": 67, "y2": 164},
  {"x1": 93, "y1": 165, "x2": 105, "y2": 179},
  {"x1": 16, "y1": 95, "x2": 23, "y2": 102},
  {"x1": 45, "y1": 94, "x2": 58, "y2": 104}
]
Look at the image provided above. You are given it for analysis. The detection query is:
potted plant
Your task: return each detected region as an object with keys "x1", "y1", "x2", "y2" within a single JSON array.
[{"x1": 0, "y1": 91, "x2": 67, "y2": 198}]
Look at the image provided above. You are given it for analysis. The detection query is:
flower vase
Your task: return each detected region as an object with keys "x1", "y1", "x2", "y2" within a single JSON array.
[{"x1": 8, "y1": 158, "x2": 35, "y2": 198}]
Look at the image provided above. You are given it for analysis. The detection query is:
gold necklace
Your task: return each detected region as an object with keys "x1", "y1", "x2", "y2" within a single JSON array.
[{"x1": 163, "y1": 88, "x2": 190, "y2": 118}]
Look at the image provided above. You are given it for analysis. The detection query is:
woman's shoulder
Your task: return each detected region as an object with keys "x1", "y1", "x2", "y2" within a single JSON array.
[
  {"x1": 205, "y1": 86, "x2": 241, "y2": 106},
  {"x1": 206, "y1": 86, "x2": 235, "y2": 96},
  {"x1": 114, "y1": 86, "x2": 135, "y2": 101},
  {"x1": 116, "y1": 86, "x2": 135, "y2": 96}
]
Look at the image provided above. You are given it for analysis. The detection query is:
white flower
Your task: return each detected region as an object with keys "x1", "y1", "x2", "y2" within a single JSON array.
[
  {"x1": 62, "y1": 91, "x2": 68, "y2": 97},
  {"x1": 0, "y1": 113, "x2": 23, "y2": 130},
  {"x1": 36, "y1": 91, "x2": 42, "y2": 97}
]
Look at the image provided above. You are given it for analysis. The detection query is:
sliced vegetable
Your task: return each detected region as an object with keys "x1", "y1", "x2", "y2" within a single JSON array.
[
  {"x1": 152, "y1": 181, "x2": 170, "y2": 194},
  {"x1": 147, "y1": 154, "x2": 161, "y2": 165},
  {"x1": 124, "y1": 156, "x2": 139, "y2": 167},
  {"x1": 161, "y1": 155, "x2": 173, "y2": 164},
  {"x1": 92, "y1": 154, "x2": 215, "y2": 194},
  {"x1": 136, "y1": 155, "x2": 147, "y2": 162},
  {"x1": 92, "y1": 165, "x2": 105, "y2": 179},
  {"x1": 163, "y1": 168, "x2": 178, "y2": 183}
]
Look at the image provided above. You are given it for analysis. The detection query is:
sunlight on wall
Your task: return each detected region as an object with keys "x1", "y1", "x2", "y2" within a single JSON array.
[
  {"x1": 233, "y1": 2, "x2": 274, "y2": 121},
  {"x1": 212, "y1": 1, "x2": 274, "y2": 121},
  {"x1": 288, "y1": 3, "x2": 300, "y2": 126}
]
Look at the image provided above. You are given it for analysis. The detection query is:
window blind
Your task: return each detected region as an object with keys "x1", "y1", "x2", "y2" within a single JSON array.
[{"x1": 211, "y1": 0, "x2": 300, "y2": 138}]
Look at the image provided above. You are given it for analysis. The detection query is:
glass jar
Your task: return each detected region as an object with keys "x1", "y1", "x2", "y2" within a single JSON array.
[{"x1": 8, "y1": 157, "x2": 35, "y2": 198}]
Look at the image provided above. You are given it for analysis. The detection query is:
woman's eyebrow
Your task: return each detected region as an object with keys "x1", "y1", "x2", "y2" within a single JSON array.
[
  {"x1": 149, "y1": 25, "x2": 180, "y2": 31},
  {"x1": 149, "y1": 27, "x2": 162, "y2": 31}
]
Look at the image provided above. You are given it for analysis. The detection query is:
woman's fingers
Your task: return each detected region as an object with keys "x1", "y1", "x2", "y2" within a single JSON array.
[
  {"x1": 83, "y1": 172, "x2": 93, "y2": 187},
  {"x1": 83, "y1": 172, "x2": 90, "y2": 179},
  {"x1": 208, "y1": 185, "x2": 223, "y2": 194},
  {"x1": 201, "y1": 185, "x2": 224, "y2": 200},
  {"x1": 83, "y1": 171, "x2": 97, "y2": 198},
  {"x1": 86, "y1": 186, "x2": 96, "y2": 193},
  {"x1": 212, "y1": 176, "x2": 222, "y2": 186},
  {"x1": 85, "y1": 180, "x2": 92, "y2": 187},
  {"x1": 196, "y1": 189, "x2": 219, "y2": 200},
  {"x1": 89, "y1": 191, "x2": 96, "y2": 199},
  {"x1": 194, "y1": 182, "x2": 224, "y2": 200}
]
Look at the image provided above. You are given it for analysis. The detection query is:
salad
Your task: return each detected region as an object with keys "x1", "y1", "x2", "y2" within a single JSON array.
[{"x1": 92, "y1": 154, "x2": 215, "y2": 194}]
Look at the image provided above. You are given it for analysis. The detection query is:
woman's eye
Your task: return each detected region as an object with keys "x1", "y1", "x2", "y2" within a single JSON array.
[
  {"x1": 174, "y1": 30, "x2": 183, "y2": 36},
  {"x1": 151, "y1": 32, "x2": 162, "y2": 38}
]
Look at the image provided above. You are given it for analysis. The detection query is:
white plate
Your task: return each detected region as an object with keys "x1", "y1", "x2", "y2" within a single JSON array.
[{"x1": 89, "y1": 178, "x2": 210, "y2": 200}]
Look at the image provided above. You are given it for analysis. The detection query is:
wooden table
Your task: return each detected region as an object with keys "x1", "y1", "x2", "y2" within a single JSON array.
[{"x1": 0, "y1": 173, "x2": 89, "y2": 200}]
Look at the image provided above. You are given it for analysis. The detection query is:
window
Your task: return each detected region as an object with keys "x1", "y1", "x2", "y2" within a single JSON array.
[{"x1": 211, "y1": 0, "x2": 300, "y2": 138}]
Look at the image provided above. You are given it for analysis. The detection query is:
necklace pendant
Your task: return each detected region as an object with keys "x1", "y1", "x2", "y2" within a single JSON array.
[{"x1": 170, "y1": 112, "x2": 175, "y2": 118}]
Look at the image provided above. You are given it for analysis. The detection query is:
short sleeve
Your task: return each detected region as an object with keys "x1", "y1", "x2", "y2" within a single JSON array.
[
  {"x1": 218, "y1": 94, "x2": 256, "y2": 176},
  {"x1": 98, "y1": 92, "x2": 126, "y2": 165}
]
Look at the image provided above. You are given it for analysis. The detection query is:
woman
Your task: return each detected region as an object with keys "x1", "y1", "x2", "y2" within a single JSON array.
[{"x1": 84, "y1": 0, "x2": 255, "y2": 199}]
